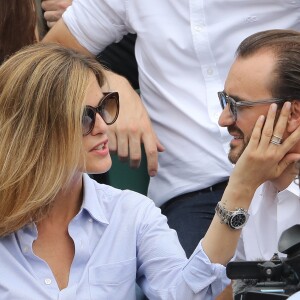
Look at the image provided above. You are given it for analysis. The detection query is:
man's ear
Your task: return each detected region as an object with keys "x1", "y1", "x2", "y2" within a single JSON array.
[{"x1": 287, "y1": 100, "x2": 300, "y2": 133}]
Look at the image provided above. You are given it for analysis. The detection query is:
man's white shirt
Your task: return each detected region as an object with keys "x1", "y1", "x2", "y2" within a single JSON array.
[
  {"x1": 63, "y1": 0, "x2": 300, "y2": 206},
  {"x1": 236, "y1": 181, "x2": 300, "y2": 261}
]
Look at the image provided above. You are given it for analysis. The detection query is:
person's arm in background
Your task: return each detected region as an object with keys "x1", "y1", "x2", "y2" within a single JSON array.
[
  {"x1": 41, "y1": 0, "x2": 139, "y2": 89},
  {"x1": 42, "y1": 3, "x2": 164, "y2": 176}
]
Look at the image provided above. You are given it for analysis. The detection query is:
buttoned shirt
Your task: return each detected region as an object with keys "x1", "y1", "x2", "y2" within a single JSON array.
[
  {"x1": 0, "y1": 174, "x2": 228, "y2": 299},
  {"x1": 236, "y1": 181, "x2": 300, "y2": 261},
  {"x1": 63, "y1": 0, "x2": 300, "y2": 206},
  {"x1": 288, "y1": 291, "x2": 300, "y2": 299}
]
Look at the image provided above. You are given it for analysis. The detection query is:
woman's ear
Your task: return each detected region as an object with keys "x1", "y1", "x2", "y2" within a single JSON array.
[{"x1": 287, "y1": 101, "x2": 300, "y2": 133}]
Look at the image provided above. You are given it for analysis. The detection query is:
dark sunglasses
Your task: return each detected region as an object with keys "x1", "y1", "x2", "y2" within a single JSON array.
[
  {"x1": 82, "y1": 92, "x2": 119, "y2": 135},
  {"x1": 218, "y1": 91, "x2": 285, "y2": 121}
]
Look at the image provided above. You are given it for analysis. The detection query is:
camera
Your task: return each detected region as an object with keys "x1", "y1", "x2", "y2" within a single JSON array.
[{"x1": 226, "y1": 224, "x2": 300, "y2": 299}]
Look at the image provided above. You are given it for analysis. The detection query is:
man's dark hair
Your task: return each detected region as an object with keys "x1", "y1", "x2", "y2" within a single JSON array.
[{"x1": 236, "y1": 29, "x2": 300, "y2": 101}]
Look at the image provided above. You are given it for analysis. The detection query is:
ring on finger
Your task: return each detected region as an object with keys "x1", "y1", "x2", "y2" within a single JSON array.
[{"x1": 270, "y1": 134, "x2": 282, "y2": 145}]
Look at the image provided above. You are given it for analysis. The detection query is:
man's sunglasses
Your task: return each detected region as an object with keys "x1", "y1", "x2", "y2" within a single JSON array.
[
  {"x1": 218, "y1": 91, "x2": 286, "y2": 121},
  {"x1": 82, "y1": 92, "x2": 119, "y2": 135}
]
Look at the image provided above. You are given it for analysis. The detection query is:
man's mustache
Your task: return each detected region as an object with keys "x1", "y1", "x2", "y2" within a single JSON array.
[{"x1": 227, "y1": 125, "x2": 244, "y2": 137}]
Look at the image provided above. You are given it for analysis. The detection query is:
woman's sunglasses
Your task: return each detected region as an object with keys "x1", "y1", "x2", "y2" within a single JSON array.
[{"x1": 82, "y1": 92, "x2": 119, "y2": 135}]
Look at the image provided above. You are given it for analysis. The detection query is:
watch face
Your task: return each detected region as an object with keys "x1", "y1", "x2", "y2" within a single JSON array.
[{"x1": 229, "y1": 212, "x2": 247, "y2": 229}]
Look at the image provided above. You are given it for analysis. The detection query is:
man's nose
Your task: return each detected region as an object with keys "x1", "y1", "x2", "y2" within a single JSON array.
[{"x1": 218, "y1": 105, "x2": 235, "y2": 127}]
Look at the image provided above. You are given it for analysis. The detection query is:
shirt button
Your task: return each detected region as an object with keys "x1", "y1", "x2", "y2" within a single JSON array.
[
  {"x1": 88, "y1": 218, "x2": 93, "y2": 223},
  {"x1": 246, "y1": 16, "x2": 257, "y2": 23},
  {"x1": 194, "y1": 25, "x2": 203, "y2": 32},
  {"x1": 214, "y1": 112, "x2": 220, "y2": 119},
  {"x1": 23, "y1": 245, "x2": 29, "y2": 253},
  {"x1": 44, "y1": 278, "x2": 52, "y2": 285},
  {"x1": 207, "y1": 67, "x2": 214, "y2": 75}
]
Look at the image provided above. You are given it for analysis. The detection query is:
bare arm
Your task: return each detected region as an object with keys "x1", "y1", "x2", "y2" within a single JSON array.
[{"x1": 43, "y1": 18, "x2": 90, "y2": 54}]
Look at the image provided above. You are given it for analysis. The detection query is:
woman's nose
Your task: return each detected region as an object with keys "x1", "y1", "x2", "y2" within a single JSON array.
[{"x1": 91, "y1": 113, "x2": 108, "y2": 134}]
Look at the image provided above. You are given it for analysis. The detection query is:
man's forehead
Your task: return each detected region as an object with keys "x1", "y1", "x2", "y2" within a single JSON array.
[{"x1": 224, "y1": 52, "x2": 276, "y2": 100}]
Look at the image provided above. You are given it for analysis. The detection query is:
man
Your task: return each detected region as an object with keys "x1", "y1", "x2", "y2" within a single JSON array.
[
  {"x1": 43, "y1": 0, "x2": 300, "y2": 258},
  {"x1": 218, "y1": 28, "x2": 300, "y2": 271}
]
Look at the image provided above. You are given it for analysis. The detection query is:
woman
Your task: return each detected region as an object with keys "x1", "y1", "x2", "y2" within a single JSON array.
[{"x1": 0, "y1": 43, "x2": 299, "y2": 299}]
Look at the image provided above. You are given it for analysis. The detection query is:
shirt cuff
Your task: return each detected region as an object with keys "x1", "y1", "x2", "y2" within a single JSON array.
[{"x1": 182, "y1": 239, "x2": 230, "y2": 295}]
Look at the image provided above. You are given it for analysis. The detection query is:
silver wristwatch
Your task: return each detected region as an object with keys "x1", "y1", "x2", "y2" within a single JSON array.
[{"x1": 215, "y1": 201, "x2": 249, "y2": 230}]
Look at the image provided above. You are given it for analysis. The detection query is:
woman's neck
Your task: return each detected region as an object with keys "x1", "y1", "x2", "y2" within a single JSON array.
[
  {"x1": 40, "y1": 173, "x2": 84, "y2": 226},
  {"x1": 271, "y1": 163, "x2": 297, "y2": 192}
]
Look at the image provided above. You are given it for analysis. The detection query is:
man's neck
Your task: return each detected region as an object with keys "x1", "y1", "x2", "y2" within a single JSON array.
[{"x1": 271, "y1": 163, "x2": 297, "y2": 192}]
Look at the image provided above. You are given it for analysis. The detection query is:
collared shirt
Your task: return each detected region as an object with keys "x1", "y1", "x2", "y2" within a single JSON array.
[
  {"x1": 0, "y1": 174, "x2": 228, "y2": 299},
  {"x1": 236, "y1": 181, "x2": 300, "y2": 261},
  {"x1": 63, "y1": 1, "x2": 300, "y2": 206},
  {"x1": 288, "y1": 291, "x2": 300, "y2": 299}
]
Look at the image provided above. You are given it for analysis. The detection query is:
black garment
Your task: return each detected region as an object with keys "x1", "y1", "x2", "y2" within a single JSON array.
[
  {"x1": 97, "y1": 34, "x2": 139, "y2": 90},
  {"x1": 93, "y1": 34, "x2": 138, "y2": 185},
  {"x1": 161, "y1": 180, "x2": 228, "y2": 258}
]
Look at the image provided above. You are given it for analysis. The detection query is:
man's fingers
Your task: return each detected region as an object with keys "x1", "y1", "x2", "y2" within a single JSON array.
[
  {"x1": 156, "y1": 139, "x2": 165, "y2": 153},
  {"x1": 142, "y1": 136, "x2": 161, "y2": 177},
  {"x1": 42, "y1": 0, "x2": 72, "y2": 28},
  {"x1": 42, "y1": 0, "x2": 60, "y2": 11},
  {"x1": 107, "y1": 129, "x2": 117, "y2": 153},
  {"x1": 41, "y1": 0, "x2": 54, "y2": 11},
  {"x1": 41, "y1": 0, "x2": 71, "y2": 11},
  {"x1": 44, "y1": 10, "x2": 63, "y2": 23},
  {"x1": 46, "y1": 21, "x2": 56, "y2": 28},
  {"x1": 117, "y1": 143, "x2": 130, "y2": 162},
  {"x1": 128, "y1": 135, "x2": 142, "y2": 168}
]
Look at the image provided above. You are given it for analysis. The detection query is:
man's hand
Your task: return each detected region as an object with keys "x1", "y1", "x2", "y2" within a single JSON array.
[
  {"x1": 103, "y1": 71, "x2": 165, "y2": 177},
  {"x1": 41, "y1": 0, "x2": 72, "y2": 28}
]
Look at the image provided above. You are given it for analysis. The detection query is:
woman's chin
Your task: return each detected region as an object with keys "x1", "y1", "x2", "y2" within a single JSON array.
[{"x1": 86, "y1": 159, "x2": 112, "y2": 175}]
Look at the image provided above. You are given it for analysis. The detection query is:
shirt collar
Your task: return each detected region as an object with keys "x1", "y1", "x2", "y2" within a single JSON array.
[
  {"x1": 81, "y1": 173, "x2": 109, "y2": 225},
  {"x1": 285, "y1": 180, "x2": 300, "y2": 196},
  {"x1": 262, "y1": 180, "x2": 299, "y2": 198},
  {"x1": 250, "y1": 180, "x2": 299, "y2": 216}
]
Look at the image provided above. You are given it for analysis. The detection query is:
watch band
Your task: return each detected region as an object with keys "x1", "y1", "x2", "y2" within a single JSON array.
[{"x1": 215, "y1": 201, "x2": 249, "y2": 230}]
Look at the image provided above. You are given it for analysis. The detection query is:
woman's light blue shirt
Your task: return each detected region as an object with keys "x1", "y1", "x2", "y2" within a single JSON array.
[{"x1": 0, "y1": 174, "x2": 228, "y2": 299}]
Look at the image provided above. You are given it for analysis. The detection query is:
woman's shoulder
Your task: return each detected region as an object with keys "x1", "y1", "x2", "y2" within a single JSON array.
[{"x1": 90, "y1": 177, "x2": 154, "y2": 210}]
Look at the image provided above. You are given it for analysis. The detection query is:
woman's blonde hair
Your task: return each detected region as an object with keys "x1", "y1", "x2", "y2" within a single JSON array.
[{"x1": 0, "y1": 43, "x2": 105, "y2": 236}]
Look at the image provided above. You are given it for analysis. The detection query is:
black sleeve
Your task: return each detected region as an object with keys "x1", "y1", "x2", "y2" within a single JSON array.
[{"x1": 97, "y1": 34, "x2": 139, "y2": 90}]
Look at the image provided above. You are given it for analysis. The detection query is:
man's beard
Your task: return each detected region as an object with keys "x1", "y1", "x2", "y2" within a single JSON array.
[
  {"x1": 228, "y1": 142, "x2": 247, "y2": 164},
  {"x1": 227, "y1": 125, "x2": 248, "y2": 164}
]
